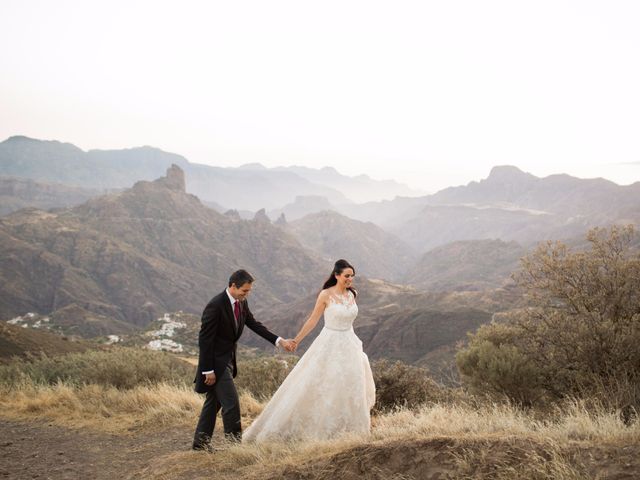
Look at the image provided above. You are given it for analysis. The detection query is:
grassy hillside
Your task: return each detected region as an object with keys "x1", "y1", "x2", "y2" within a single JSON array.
[
  {"x1": 0, "y1": 321, "x2": 91, "y2": 363},
  {"x1": 1, "y1": 347, "x2": 638, "y2": 479}
]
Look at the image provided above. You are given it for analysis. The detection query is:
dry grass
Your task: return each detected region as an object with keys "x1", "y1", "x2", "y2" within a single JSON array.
[
  {"x1": 0, "y1": 383, "x2": 199, "y2": 433},
  {"x1": 2, "y1": 382, "x2": 638, "y2": 479},
  {"x1": 372, "y1": 400, "x2": 640, "y2": 444},
  {"x1": 0, "y1": 382, "x2": 263, "y2": 434},
  {"x1": 140, "y1": 398, "x2": 640, "y2": 480},
  {"x1": 454, "y1": 439, "x2": 591, "y2": 480}
]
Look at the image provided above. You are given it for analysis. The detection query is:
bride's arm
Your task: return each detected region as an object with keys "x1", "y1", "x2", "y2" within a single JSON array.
[{"x1": 293, "y1": 291, "x2": 328, "y2": 345}]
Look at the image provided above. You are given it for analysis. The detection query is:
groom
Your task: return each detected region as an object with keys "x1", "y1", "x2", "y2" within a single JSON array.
[{"x1": 192, "y1": 269, "x2": 294, "y2": 450}]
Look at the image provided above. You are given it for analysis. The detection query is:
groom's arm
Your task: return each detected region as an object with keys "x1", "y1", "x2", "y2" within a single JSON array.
[{"x1": 243, "y1": 302, "x2": 279, "y2": 345}]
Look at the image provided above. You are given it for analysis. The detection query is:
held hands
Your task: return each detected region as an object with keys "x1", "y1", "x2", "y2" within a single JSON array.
[{"x1": 279, "y1": 338, "x2": 298, "y2": 352}]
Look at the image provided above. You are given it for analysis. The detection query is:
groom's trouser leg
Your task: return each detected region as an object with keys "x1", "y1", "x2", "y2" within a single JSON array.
[
  {"x1": 216, "y1": 366, "x2": 242, "y2": 441},
  {"x1": 193, "y1": 389, "x2": 221, "y2": 449},
  {"x1": 193, "y1": 366, "x2": 241, "y2": 448}
]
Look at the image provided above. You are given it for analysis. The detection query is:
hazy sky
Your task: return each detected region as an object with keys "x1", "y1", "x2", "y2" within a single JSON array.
[{"x1": 1, "y1": 1, "x2": 639, "y2": 193}]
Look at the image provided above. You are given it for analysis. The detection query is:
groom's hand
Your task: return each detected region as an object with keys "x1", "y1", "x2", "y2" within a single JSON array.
[
  {"x1": 204, "y1": 372, "x2": 216, "y2": 386},
  {"x1": 280, "y1": 339, "x2": 295, "y2": 352}
]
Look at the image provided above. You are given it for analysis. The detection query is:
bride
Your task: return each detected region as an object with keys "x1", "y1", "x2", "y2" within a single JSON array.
[{"x1": 242, "y1": 259, "x2": 376, "y2": 443}]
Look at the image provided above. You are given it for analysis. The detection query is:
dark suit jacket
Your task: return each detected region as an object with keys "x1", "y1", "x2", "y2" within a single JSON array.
[{"x1": 194, "y1": 290, "x2": 278, "y2": 393}]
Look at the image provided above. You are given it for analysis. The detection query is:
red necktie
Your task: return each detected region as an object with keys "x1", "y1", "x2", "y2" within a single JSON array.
[{"x1": 233, "y1": 301, "x2": 240, "y2": 327}]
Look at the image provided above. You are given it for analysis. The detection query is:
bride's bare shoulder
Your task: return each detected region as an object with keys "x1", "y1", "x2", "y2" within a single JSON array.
[
  {"x1": 319, "y1": 288, "x2": 335, "y2": 302},
  {"x1": 312, "y1": 289, "x2": 330, "y2": 310},
  {"x1": 319, "y1": 288, "x2": 332, "y2": 299}
]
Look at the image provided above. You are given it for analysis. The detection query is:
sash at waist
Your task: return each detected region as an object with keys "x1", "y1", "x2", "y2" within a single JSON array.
[{"x1": 323, "y1": 325, "x2": 353, "y2": 332}]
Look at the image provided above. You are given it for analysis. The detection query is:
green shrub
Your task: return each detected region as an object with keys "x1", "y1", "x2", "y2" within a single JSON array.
[
  {"x1": 372, "y1": 358, "x2": 450, "y2": 412},
  {"x1": 455, "y1": 322, "x2": 547, "y2": 405},
  {"x1": 0, "y1": 347, "x2": 193, "y2": 389},
  {"x1": 235, "y1": 355, "x2": 299, "y2": 400},
  {"x1": 456, "y1": 225, "x2": 640, "y2": 410}
]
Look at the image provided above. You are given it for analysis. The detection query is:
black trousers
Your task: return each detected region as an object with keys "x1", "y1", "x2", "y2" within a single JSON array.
[{"x1": 193, "y1": 365, "x2": 241, "y2": 448}]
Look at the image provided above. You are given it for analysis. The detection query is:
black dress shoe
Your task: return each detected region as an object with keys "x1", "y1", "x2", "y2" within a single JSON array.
[
  {"x1": 192, "y1": 443, "x2": 213, "y2": 453},
  {"x1": 224, "y1": 431, "x2": 242, "y2": 443}
]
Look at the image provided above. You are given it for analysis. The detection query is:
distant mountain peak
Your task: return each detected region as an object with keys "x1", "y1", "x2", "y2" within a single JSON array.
[
  {"x1": 2, "y1": 135, "x2": 84, "y2": 153},
  {"x1": 486, "y1": 165, "x2": 537, "y2": 183},
  {"x1": 238, "y1": 163, "x2": 267, "y2": 170},
  {"x1": 153, "y1": 164, "x2": 186, "y2": 192},
  {"x1": 5, "y1": 135, "x2": 37, "y2": 143}
]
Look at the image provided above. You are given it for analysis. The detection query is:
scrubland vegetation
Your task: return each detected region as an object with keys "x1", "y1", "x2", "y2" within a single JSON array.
[
  {"x1": 2, "y1": 346, "x2": 638, "y2": 478},
  {"x1": 457, "y1": 225, "x2": 640, "y2": 416},
  {"x1": 1, "y1": 226, "x2": 638, "y2": 478}
]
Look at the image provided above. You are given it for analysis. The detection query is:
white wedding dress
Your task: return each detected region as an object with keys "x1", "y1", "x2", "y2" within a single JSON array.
[{"x1": 243, "y1": 291, "x2": 376, "y2": 442}]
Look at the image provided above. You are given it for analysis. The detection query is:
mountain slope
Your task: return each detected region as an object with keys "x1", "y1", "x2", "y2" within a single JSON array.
[
  {"x1": 0, "y1": 136, "x2": 418, "y2": 211},
  {"x1": 0, "y1": 136, "x2": 189, "y2": 189},
  {"x1": 390, "y1": 204, "x2": 559, "y2": 251},
  {"x1": 0, "y1": 165, "x2": 327, "y2": 326},
  {"x1": 285, "y1": 210, "x2": 418, "y2": 281},
  {"x1": 0, "y1": 321, "x2": 92, "y2": 362},
  {"x1": 247, "y1": 277, "x2": 520, "y2": 376},
  {"x1": 404, "y1": 239, "x2": 526, "y2": 291},
  {"x1": 431, "y1": 165, "x2": 640, "y2": 219},
  {"x1": 0, "y1": 176, "x2": 102, "y2": 216},
  {"x1": 339, "y1": 166, "x2": 640, "y2": 251},
  {"x1": 271, "y1": 165, "x2": 424, "y2": 202},
  {"x1": 268, "y1": 195, "x2": 336, "y2": 222}
]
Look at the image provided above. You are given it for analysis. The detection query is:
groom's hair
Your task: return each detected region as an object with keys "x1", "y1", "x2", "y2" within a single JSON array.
[{"x1": 229, "y1": 269, "x2": 254, "y2": 288}]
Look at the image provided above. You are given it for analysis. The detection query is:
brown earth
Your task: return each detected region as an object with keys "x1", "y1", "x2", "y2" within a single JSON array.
[
  {"x1": 2, "y1": 418, "x2": 639, "y2": 480},
  {"x1": 0, "y1": 418, "x2": 193, "y2": 480}
]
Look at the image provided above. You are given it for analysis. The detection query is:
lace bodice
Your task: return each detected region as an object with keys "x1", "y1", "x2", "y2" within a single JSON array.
[{"x1": 324, "y1": 290, "x2": 358, "y2": 331}]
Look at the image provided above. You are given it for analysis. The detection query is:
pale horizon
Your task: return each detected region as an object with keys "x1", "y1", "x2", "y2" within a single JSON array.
[{"x1": 2, "y1": 1, "x2": 639, "y2": 193}]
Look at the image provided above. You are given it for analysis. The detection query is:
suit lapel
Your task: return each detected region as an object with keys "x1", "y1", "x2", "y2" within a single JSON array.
[{"x1": 222, "y1": 291, "x2": 238, "y2": 336}]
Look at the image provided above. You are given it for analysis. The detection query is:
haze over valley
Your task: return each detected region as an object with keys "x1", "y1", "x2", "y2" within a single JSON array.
[{"x1": 2, "y1": 135, "x2": 638, "y2": 376}]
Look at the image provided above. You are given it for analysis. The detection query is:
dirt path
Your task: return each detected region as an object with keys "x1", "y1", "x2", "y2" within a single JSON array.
[
  {"x1": 0, "y1": 418, "x2": 193, "y2": 480},
  {"x1": 2, "y1": 417, "x2": 639, "y2": 480}
]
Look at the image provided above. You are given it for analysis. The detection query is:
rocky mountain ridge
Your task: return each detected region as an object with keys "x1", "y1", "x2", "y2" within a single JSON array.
[
  {"x1": 337, "y1": 166, "x2": 640, "y2": 252},
  {"x1": 0, "y1": 165, "x2": 327, "y2": 326},
  {"x1": 0, "y1": 136, "x2": 418, "y2": 213}
]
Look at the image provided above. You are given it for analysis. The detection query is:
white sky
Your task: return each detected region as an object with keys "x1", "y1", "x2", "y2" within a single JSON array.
[{"x1": 1, "y1": 0, "x2": 639, "y2": 193}]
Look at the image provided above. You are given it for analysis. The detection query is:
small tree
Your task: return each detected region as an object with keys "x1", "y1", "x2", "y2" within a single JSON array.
[{"x1": 457, "y1": 225, "x2": 640, "y2": 409}]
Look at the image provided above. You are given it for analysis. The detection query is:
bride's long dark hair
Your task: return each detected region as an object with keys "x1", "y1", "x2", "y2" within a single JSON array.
[{"x1": 322, "y1": 259, "x2": 357, "y2": 297}]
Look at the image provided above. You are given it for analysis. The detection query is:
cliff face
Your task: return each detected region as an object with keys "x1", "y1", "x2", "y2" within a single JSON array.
[{"x1": 154, "y1": 164, "x2": 185, "y2": 192}]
